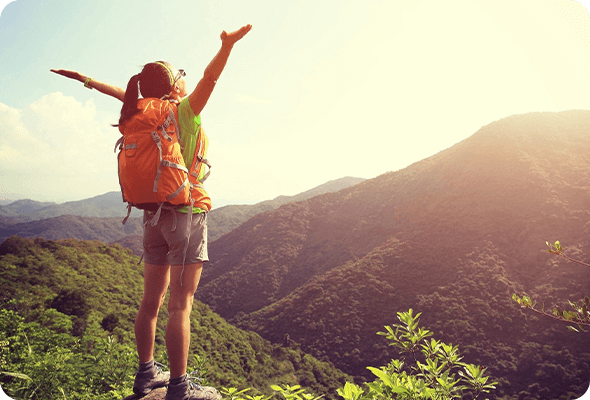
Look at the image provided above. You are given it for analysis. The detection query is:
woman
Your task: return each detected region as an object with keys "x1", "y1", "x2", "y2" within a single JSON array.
[{"x1": 52, "y1": 24, "x2": 251, "y2": 400}]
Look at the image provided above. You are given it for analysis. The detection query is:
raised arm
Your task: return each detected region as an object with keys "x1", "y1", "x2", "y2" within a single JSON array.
[
  {"x1": 188, "y1": 24, "x2": 252, "y2": 116},
  {"x1": 50, "y1": 69, "x2": 126, "y2": 102}
]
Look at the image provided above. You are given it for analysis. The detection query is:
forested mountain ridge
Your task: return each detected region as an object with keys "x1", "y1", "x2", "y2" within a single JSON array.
[
  {"x1": 0, "y1": 236, "x2": 351, "y2": 399},
  {"x1": 197, "y1": 110, "x2": 590, "y2": 399}
]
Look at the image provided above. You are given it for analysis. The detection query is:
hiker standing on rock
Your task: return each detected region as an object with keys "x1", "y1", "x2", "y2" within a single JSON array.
[{"x1": 52, "y1": 24, "x2": 252, "y2": 400}]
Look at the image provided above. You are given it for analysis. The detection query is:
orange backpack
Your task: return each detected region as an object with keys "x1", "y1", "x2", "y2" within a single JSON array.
[{"x1": 115, "y1": 98, "x2": 210, "y2": 222}]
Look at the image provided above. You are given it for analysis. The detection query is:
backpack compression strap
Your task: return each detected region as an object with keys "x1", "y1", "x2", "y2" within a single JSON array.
[{"x1": 151, "y1": 107, "x2": 190, "y2": 200}]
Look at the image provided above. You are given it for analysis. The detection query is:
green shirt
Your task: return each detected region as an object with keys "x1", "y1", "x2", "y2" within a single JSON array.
[{"x1": 176, "y1": 97, "x2": 210, "y2": 214}]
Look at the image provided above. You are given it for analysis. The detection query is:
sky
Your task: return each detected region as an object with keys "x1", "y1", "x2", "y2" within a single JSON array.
[{"x1": 0, "y1": 0, "x2": 589, "y2": 208}]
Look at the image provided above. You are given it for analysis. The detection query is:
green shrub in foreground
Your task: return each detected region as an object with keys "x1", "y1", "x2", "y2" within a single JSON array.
[
  {"x1": 223, "y1": 309, "x2": 497, "y2": 400},
  {"x1": 337, "y1": 309, "x2": 496, "y2": 400}
]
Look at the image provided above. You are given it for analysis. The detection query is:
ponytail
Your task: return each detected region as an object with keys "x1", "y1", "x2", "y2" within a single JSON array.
[{"x1": 117, "y1": 74, "x2": 141, "y2": 126}]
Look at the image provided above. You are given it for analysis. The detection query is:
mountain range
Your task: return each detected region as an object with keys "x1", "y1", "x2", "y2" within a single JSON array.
[
  {"x1": 195, "y1": 110, "x2": 590, "y2": 399},
  {"x1": 0, "y1": 192, "x2": 141, "y2": 221},
  {"x1": 0, "y1": 177, "x2": 364, "y2": 247}
]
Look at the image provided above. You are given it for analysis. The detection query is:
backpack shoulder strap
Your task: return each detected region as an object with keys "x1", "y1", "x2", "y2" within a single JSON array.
[{"x1": 161, "y1": 103, "x2": 180, "y2": 143}]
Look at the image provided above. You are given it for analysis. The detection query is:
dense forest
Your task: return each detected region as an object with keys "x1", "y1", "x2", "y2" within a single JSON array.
[{"x1": 237, "y1": 241, "x2": 590, "y2": 399}]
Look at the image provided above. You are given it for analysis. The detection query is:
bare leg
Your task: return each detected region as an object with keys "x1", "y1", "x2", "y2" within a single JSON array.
[
  {"x1": 135, "y1": 262, "x2": 170, "y2": 363},
  {"x1": 166, "y1": 262, "x2": 203, "y2": 378}
]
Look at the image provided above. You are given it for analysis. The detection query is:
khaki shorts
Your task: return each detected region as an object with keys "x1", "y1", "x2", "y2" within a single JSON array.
[{"x1": 142, "y1": 210, "x2": 208, "y2": 265}]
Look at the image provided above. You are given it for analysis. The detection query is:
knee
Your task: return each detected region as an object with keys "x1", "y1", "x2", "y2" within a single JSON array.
[
  {"x1": 141, "y1": 293, "x2": 166, "y2": 316},
  {"x1": 167, "y1": 294, "x2": 194, "y2": 314}
]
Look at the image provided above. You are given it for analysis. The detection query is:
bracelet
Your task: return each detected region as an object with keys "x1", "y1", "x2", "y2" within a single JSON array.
[{"x1": 84, "y1": 77, "x2": 93, "y2": 89}]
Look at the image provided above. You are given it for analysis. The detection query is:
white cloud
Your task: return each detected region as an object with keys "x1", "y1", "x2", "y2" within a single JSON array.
[
  {"x1": 0, "y1": 145, "x2": 22, "y2": 165},
  {"x1": 0, "y1": 102, "x2": 50, "y2": 168},
  {"x1": 0, "y1": 93, "x2": 121, "y2": 202}
]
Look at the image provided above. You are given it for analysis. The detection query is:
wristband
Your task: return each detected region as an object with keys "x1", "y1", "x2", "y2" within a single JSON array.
[{"x1": 84, "y1": 77, "x2": 93, "y2": 89}]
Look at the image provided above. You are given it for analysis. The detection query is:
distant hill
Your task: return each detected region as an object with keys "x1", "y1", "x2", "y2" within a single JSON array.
[
  {"x1": 1, "y1": 178, "x2": 364, "y2": 226},
  {"x1": 196, "y1": 110, "x2": 590, "y2": 399},
  {"x1": 208, "y1": 177, "x2": 365, "y2": 242},
  {"x1": 0, "y1": 194, "x2": 28, "y2": 206},
  {"x1": 0, "y1": 199, "x2": 56, "y2": 217},
  {"x1": 0, "y1": 177, "x2": 364, "y2": 254},
  {"x1": 0, "y1": 192, "x2": 142, "y2": 221},
  {"x1": 0, "y1": 215, "x2": 143, "y2": 244}
]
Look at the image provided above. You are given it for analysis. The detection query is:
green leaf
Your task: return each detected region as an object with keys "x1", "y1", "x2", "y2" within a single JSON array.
[
  {"x1": 337, "y1": 382, "x2": 364, "y2": 400},
  {"x1": 1, "y1": 371, "x2": 32, "y2": 380},
  {"x1": 367, "y1": 366, "x2": 393, "y2": 386},
  {"x1": 390, "y1": 386, "x2": 407, "y2": 394}
]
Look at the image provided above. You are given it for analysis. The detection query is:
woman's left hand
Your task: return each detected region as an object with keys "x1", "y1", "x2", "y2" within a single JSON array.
[{"x1": 221, "y1": 24, "x2": 252, "y2": 46}]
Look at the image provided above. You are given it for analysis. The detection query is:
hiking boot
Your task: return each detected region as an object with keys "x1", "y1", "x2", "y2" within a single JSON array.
[
  {"x1": 165, "y1": 373, "x2": 221, "y2": 400},
  {"x1": 133, "y1": 362, "x2": 170, "y2": 395}
]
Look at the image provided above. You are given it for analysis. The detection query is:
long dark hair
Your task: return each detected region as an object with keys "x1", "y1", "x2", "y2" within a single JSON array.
[{"x1": 118, "y1": 61, "x2": 175, "y2": 126}]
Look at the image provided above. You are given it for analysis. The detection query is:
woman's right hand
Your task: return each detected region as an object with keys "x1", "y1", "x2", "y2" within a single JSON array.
[
  {"x1": 50, "y1": 69, "x2": 126, "y2": 102},
  {"x1": 50, "y1": 69, "x2": 84, "y2": 82}
]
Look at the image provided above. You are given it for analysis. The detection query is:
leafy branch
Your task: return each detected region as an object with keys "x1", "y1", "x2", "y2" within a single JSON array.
[
  {"x1": 512, "y1": 241, "x2": 590, "y2": 333},
  {"x1": 221, "y1": 387, "x2": 271, "y2": 400},
  {"x1": 545, "y1": 241, "x2": 590, "y2": 268},
  {"x1": 270, "y1": 384, "x2": 324, "y2": 400}
]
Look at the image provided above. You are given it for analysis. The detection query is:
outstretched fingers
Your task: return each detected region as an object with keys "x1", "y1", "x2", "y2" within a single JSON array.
[
  {"x1": 221, "y1": 24, "x2": 252, "y2": 45},
  {"x1": 50, "y1": 69, "x2": 83, "y2": 82}
]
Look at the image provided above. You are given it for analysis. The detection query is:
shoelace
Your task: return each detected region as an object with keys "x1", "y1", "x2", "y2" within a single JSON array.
[
  {"x1": 185, "y1": 370, "x2": 205, "y2": 391},
  {"x1": 154, "y1": 361, "x2": 168, "y2": 375}
]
